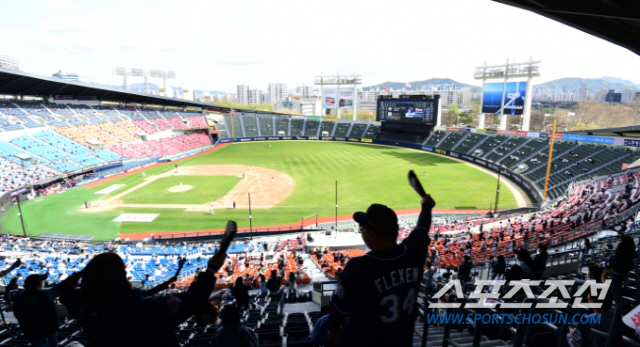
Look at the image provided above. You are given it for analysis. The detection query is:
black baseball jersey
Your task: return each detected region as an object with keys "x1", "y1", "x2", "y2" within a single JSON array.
[{"x1": 329, "y1": 207, "x2": 431, "y2": 347}]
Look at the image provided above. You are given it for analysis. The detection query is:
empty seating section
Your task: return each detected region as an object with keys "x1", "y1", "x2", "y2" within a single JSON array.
[
  {"x1": 473, "y1": 134, "x2": 507, "y2": 155},
  {"x1": 275, "y1": 119, "x2": 289, "y2": 135},
  {"x1": 243, "y1": 116, "x2": 259, "y2": 136},
  {"x1": 116, "y1": 108, "x2": 144, "y2": 121},
  {"x1": 149, "y1": 118, "x2": 173, "y2": 131},
  {"x1": 115, "y1": 121, "x2": 140, "y2": 136},
  {"x1": 0, "y1": 102, "x2": 41, "y2": 129},
  {"x1": 133, "y1": 120, "x2": 159, "y2": 134},
  {"x1": 33, "y1": 131, "x2": 90, "y2": 155},
  {"x1": 456, "y1": 133, "x2": 486, "y2": 153},
  {"x1": 290, "y1": 119, "x2": 304, "y2": 136},
  {"x1": 96, "y1": 122, "x2": 136, "y2": 142},
  {"x1": 505, "y1": 138, "x2": 547, "y2": 169},
  {"x1": 424, "y1": 130, "x2": 446, "y2": 146},
  {"x1": 92, "y1": 150, "x2": 121, "y2": 162},
  {"x1": 437, "y1": 131, "x2": 467, "y2": 151},
  {"x1": 0, "y1": 142, "x2": 27, "y2": 162},
  {"x1": 362, "y1": 124, "x2": 380, "y2": 138},
  {"x1": 140, "y1": 110, "x2": 161, "y2": 119},
  {"x1": 110, "y1": 144, "x2": 142, "y2": 159},
  {"x1": 145, "y1": 139, "x2": 180, "y2": 156},
  {"x1": 55, "y1": 127, "x2": 99, "y2": 149},
  {"x1": 14, "y1": 102, "x2": 53, "y2": 127},
  {"x1": 78, "y1": 124, "x2": 121, "y2": 147},
  {"x1": 184, "y1": 115, "x2": 207, "y2": 128},
  {"x1": 231, "y1": 115, "x2": 244, "y2": 137},
  {"x1": 9, "y1": 135, "x2": 71, "y2": 162},
  {"x1": 127, "y1": 142, "x2": 161, "y2": 158},
  {"x1": 190, "y1": 133, "x2": 211, "y2": 146},
  {"x1": 320, "y1": 121, "x2": 334, "y2": 136},
  {"x1": 93, "y1": 106, "x2": 123, "y2": 122},
  {"x1": 68, "y1": 105, "x2": 104, "y2": 123},
  {"x1": 163, "y1": 137, "x2": 188, "y2": 152},
  {"x1": 333, "y1": 123, "x2": 351, "y2": 137},
  {"x1": 524, "y1": 141, "x2": 576, "y2": 181},
  {"x1": 484, "y1": 136, "x2": 529, "y2": 163},
  {"x1": 176, "y1": 133, "x2": 210, "y2": 150},
  {"x1": 303, "y1": 120, "x2": 319, "y2": 136},
  {"x1": 166, "y1": 116, "x2": 187, "y2": 129},
  {"x1": 46, "y1": 104, "x2": 83, "y2": 125},
  {"x1": 349, "y1": 123, "x2": 367, "y2": 137}
]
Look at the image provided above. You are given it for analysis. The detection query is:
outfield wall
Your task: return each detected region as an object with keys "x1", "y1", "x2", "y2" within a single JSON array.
[{"x1": 219, "y1": 136, "x2": 544, "y2": 203}]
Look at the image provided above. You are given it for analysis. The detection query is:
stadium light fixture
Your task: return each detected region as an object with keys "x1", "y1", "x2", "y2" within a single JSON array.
[
  {"x1": 0, "y1": 54, "x2": 20, "y2": 71},
  {"x1": 147, "y1": 70, "x2": 177, "y2": 97}
]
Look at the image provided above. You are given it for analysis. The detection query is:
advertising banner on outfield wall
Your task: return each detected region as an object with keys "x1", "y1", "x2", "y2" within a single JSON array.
[
  {"x1": 562, "y1": 134, "x2": 615, "y2": 145},
  {"x1": 482, "y1": 82, "x2": 527, "y2": 115}
]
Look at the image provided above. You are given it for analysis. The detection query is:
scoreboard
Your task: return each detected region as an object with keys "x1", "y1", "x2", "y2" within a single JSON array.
[{"x1": 376, "y1": 95, "x2": 439, "y2": 124}]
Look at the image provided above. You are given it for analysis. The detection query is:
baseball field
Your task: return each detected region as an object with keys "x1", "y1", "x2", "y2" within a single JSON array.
[{"x1": 0, "y1": 142, "x2": 527, "y2": 241}]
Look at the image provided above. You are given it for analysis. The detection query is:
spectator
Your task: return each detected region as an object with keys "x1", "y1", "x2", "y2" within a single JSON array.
[
  {"x1": 567, "y1": 292, "x2": 622, "y2": 347},
  {"x1": 492, "y1": 255, "x2": 506, "y2": 280},
  {"x1": 602, "y1": 235, "x2": 635, "y2": 292},
  {"x1": 4, "y1": 276, "x2": 19, "y2": 309},
  {"x1": 257, "y1": 274, "x2": 268, "y2": 296},
  {"x1": 0, "y1": 258, "x2": 21, "y2": 277},
  {"x1": 266, "y1": 270, "x2": 282, "y2": 296},
  {"x1": 588, "y1": 264, "x2": 603, "y2": 283},
  {"x1": 505, "y1": 248, "x2": 533, "y2": 281},
  {"x1": 423, "y1": 261, "x2": 434, "y2": 293},
  {"x1": 61, "y1": 251, "x2": 225, "y2": 347},
  {"x1": 457, "y1": 255, "x2": 473, "y2": 283},
  {"x1": 13, "y1": 272, "x2": 81, "y2": 347},
  {"x1": 230, "y1": 276, "x2": 251, "y2": 311},
  {"x1": 210, "y1": 304, "x2": 259, "y2": 347},
  {"x1": 531, "y1": 244, "x2": 548, "y2": 280},
  {"x1": 286, "y1": 271, "x2": 297, "y2": 294},
  {"x1": 328, "y1": 196, "x2": 435, "y2": 347}
]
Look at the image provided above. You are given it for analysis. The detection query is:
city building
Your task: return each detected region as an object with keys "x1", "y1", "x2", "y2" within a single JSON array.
[
  {"x1": 52, "y1": 70, "x2": 79, "y2": 82},
  {"x1": 268, "y1": 83, "x2": 287, "y2": 105},
  {"x1": 605, "y1": 89, "x2": 622, "y2": 103},
  {"x1": 621, "y1": 90, "x2": 634, "y2": 104},
  {"x1": 248, "y1": 88, "x2": 262, "y2": 104},
  {"x1": 296, "y1": 85, "x2": 313, "y2": 98},
  {"x1": 237, "y1": 84, "x2": 249, "y2": 104},
  {"x1": 578, "y1": 85, "x2": 588, "y2": 102}
]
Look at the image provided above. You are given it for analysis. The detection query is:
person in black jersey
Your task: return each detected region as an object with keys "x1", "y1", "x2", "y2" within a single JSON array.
[{"x1": 328, "y1": 195, "x2": 435, "y2": 347}]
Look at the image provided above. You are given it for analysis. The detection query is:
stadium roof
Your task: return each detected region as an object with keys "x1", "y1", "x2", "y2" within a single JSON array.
[
  {"x1": 564, "y1": 125, "x2": 640, "y2": 138},
  {"x1": 0, "y1": 67, "x2": 287, "y2": 115},
  {"x1": 493, "y1": 0, "x2": 640, "y2": 56}
]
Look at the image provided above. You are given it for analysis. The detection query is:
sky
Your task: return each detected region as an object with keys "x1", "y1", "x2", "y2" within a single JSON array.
[{"x1": 1, "y1": 0, "x2": 639, "y2": 93}]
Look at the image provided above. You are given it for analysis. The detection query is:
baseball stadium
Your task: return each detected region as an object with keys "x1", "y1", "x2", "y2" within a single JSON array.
[{"x1": 0, "y1": 1, "x2": 639, "y2": 347}]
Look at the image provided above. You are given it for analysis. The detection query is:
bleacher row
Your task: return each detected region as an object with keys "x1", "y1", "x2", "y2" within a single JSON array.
[
  {"x1": 0, "y1": 102, "x2": 206, "y2": 132},
  {"x1": 218, "y1": 114, "x2": 381, "y2": 139},
  {"x1": 425, "y1": 130, "x2": 639, "y2": 200}
]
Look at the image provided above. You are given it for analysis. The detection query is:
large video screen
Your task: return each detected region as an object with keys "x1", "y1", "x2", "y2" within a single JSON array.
[
  {"x1": 482, "y1": 81, "x2": 527, "y2": 115},
  {"x1": 377, "y1": 97, "x2": 438, "y2": 124}
]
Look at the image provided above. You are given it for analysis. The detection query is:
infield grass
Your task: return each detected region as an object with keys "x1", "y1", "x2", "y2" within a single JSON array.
[
  {"x1": 1, "y1": 142, "x2": 520, "y2": 240},
  {"x1": 122, "y1": 176, "x2": 241, "y2": 204}
]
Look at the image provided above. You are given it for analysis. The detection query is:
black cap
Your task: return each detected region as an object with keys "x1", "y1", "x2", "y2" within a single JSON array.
[
  {"x1": 353, "y1": 204, "x2": 398, "y2": 237},
  {"x1": 24, "y1": 273, "x2": 48, "y2": 291},
  {"x1": 514, "y1": 248, "x2": 529, "y2": 257}
]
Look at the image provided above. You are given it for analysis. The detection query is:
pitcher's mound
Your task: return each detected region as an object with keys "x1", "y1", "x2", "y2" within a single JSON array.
[{"x1": 168, "y1": 185, "x2": 193, "y2": 192}]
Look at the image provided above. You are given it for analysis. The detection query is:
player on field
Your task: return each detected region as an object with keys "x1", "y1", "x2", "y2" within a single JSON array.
[{"x1": 328, "y1": 194, "x2": 435, "y2": 347}]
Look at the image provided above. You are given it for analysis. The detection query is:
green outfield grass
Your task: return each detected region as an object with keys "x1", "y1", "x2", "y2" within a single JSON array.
[
  {"x1": 0, "y1": 142, "x2": 520, "y2": 240},
  {"x1": 122, "y1": 176, "x2": 241, "y2": 204}
]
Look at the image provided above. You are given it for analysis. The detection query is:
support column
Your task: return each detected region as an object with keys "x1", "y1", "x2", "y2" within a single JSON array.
[
  {"x1": 478, "y1": 113, "x2": 485, "y2": 129},
  {"x1": 522, "y1": 74, "x2": 533, "y2": 132},
  {"x1": 498, "y1": 59, "x2": 509, "y2": 130}
]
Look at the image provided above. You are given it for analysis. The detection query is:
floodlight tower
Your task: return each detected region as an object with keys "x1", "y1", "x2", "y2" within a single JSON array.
[
  {"x1": 149, "y1": 70, "x2": 176, "y2": 97},
  {"x1": 114, "y1": 67, "x2": 131, "y2": 91},
  {"x1": 474, "y1": 57, "x2": 540, "y2": 131},
  {"x1": 0, "y1": 54, "x2": 20, "y2": 70},
  {"x1": 131, "y1": 68, "x2": 148, "y2": 94},
  {"x1": 314, "y1": 73, "x2": 362, "y2": 119}
]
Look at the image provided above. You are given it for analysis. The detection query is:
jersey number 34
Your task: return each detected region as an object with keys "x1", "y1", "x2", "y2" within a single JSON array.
[{"x1": 380, "y1": 287, "x2": 416, "y2": 323}]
